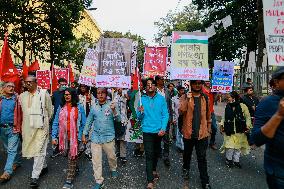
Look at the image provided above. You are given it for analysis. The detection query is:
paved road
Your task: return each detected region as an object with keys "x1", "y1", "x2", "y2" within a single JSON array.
[{"x1": 0, "y1": 103, "x2": 268, "y2": 189}]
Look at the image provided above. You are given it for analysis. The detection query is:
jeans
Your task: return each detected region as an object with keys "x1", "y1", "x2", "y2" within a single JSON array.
[
  {"x1": 210, "y1": 113, "x2": 217, "y2": 145},
  {"x1": 183, "y1": 137, "x2": 209, "y2": 185},
  {"x1": 267, "y1": 173, "x2": 284, "y2": 189},
  {"x1": 162, "y1": 123, "x2": 170, "y2": 159},
  {"x1": 0, "y1": 127, "x2": 21, "y2": 175},
  {"x1": 143, "y1": 133, "x2": 162, "y2": 183}
]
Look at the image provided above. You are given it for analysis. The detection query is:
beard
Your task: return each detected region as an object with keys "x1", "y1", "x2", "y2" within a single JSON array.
[{"x1": 191, "y1": 88, "x2": 202, "y2": 93}]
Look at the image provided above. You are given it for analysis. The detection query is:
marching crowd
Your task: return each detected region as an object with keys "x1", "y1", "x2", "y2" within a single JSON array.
[{"x1": 0, "y1": 67, "x2": 284, "y2": 189}]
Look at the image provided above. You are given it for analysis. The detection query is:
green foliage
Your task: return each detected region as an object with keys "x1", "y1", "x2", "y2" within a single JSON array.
[
  {"x1": 154, "y1": 4, "x2": 204, "y2": 43},
  {"x1": 103, "y1": 30, "x2": 147, "y2": 71},
  {"x1": 0, "y1": 0, "x2": 93, "y2": 67},
  {"x1": 192, "y1": 0, "x2": 258, "y2": 65}
]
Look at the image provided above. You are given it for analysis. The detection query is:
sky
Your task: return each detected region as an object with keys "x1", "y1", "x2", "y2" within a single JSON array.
[{"x1": 91, "y1": 0, "x2": 191, "y2": 45}]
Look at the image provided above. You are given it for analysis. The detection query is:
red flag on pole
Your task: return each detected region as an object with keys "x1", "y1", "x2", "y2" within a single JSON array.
[
  {"x1": 0, "y1": 33, "x2": 19, "y2": 83},
  {"x1": 132, "y1": 67, "x2": 140, "y2": 90},
  {"x1": 0, "y1": 33, "x2": 21, "y2": 93},
  {"x1": 68, "y1": 62, "x2": 75, "y2": 84},
  {"x1": 28, "y1": 59, "x2": 40, "y2": 72},
  {"x1": 22, "y1": 60, "x2": 29, "y2": 79}
]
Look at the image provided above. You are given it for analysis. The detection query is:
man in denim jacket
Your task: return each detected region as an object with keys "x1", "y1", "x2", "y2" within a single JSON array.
[{"x1": 82, "y1": 88, "x2": 120, "y2": 189}]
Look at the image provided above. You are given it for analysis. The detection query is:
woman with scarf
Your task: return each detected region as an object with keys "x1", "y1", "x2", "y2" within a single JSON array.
[
  {"x1": 52, "y1": 88, "x2": 86, "y2": 189},
  {"x1": 220, "y1": 91, "x2": 252, "y2": 169}
]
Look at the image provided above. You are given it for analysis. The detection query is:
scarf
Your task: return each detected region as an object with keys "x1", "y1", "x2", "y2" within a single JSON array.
[
  {"x1": 224, "y1": 102, "x2": 247, "y2": 136},
  {"x1": 58, "y1": 105, "x2": 78, "y2": 159}
]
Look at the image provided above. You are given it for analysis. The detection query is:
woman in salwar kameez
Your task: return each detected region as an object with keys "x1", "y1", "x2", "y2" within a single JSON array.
[{"x1": 220, "y1": 91, "x2": 252, "y2": 168}]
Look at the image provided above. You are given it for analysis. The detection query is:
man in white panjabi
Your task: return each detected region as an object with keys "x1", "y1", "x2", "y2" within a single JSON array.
[{"x1": 20, "y1": 76, "x2": 53, "y2": 188}]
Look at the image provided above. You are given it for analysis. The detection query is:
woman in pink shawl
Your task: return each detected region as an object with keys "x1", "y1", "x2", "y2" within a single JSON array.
[{"x1": 52, "y1": 88, "x2": 86, "y2": 189}]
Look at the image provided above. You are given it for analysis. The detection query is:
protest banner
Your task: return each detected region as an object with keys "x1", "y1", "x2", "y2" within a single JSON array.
[
  {"x1": 36, "y1": 70, "x2": 51, "y2": 89},
  {"x1": 78, "y1": 48, "x2": 98, "y2": 86},
  {"x1": 165, "y1": 57, "x2": 171, "y2": 79},
  {"x1": 211, "y1": 60, "x2": 234, "y2": 93},
  {"x1": 263, "y1": 1, "x2": 284, "y2": 65},
  {"x1": 143, "y1": 46, "x2": 167, "y2": 77},
  {"x1": 131, "y1": 41, "x2": 138, "y2": 74},
  {"x1": 170, "y1": 32, "x2": 209, "y2": 80},
  {"x1": 52, "y1": 68, "x2": 69, "y2": 92},
  {"x1": 96, "y1": 38, "x2": 132, "y2": 88}
]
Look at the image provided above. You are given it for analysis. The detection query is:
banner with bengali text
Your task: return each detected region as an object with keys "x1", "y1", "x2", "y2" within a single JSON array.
[
  {"x1": 96, "y1": 38, "x2": 132, "y2": 88},
  {"x1": 211, "y1": 60, "x2": 234, "y2": 93},
  {"x1": 78, "y1": 48, "x2": 98, "y2": 86},
  {"x1": 263, "y1": 1, "x2": 284, "y2": 65},
  {"x1": 170, "y1": 32, "x2": 209, "y2": 80},
  {"x1": 36, "y1": 70, "x2": 51, "y2": 89}
]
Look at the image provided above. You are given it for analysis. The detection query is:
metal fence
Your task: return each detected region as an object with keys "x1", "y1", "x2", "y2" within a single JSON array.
[{"x1": 234, "y1": 66, "x2": 274, "y2": 96}]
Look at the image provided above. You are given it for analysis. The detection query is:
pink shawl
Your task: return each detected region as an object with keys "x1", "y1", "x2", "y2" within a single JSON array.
[{"x1": 58, "y1": 105, "x2": 78, "y2": 159}]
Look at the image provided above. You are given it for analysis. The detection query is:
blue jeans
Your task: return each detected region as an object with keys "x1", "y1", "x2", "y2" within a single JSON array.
[
  {"x1": 267, "y1": 173, "x2": 284, "y2": 189},
  {"x1": 0, "y1": 127, "x2": 21, "y2": 175},
  {"x1": 210, "y1": 113, "x2": 217, "y2": 145}
]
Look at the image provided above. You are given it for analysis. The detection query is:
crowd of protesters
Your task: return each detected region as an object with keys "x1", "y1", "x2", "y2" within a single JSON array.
[{"x1": 0, "y1": 68, "x2": 283, "y2": 189}]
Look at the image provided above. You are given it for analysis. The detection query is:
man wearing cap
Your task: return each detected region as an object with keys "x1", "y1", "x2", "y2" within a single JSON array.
[{"x1": 252, "y1": 67, "x2": 284, "y2": 189}]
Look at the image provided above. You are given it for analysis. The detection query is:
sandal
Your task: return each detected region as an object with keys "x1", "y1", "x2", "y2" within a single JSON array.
[
  {"x1": 153, "y1": 172, "x2": 160, "y2": 181},
  {"x1": 146, "y1": 182, "x2": 154, "y2": 189}
]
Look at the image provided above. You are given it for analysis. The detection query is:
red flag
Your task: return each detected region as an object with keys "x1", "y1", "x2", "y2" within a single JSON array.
[
  {"x1": 68, "y1": 63, "x2": 75, "y2": 83},
  {"x1": 0, "y1": 33, "x2": 21, "y2": 93},
  {"x1": 22, "y1": 61, "x2": 28, "y2": 79},
  {"x1": 0, "y1": 33, "x2": 19, "y2": 83},
  {"x1": 28, "y1": 59, "x2": 40, "y2": 72},
  {"x1": 51, "y1": 64, "x2": 57, "y2": 94},
  {"x1": 132, "y1": 68, "x2": 141, "y2": 90}
]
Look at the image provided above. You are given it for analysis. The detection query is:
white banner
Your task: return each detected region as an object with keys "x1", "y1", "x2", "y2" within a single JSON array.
[
  {"x1": 78, "y1": 48, "x2": 98, "y2": 86},
  {"x1": 263, "y1": 1, "x2": 284, "y2": 65}
]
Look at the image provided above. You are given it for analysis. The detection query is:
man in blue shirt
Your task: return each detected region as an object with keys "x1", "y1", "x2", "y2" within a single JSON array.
[
  {"x1": 0, "y1": 82, "x2": 22, "y2": 183},
  {"x1": 252, "y1": 67, "x2": 284, "y2": 189},
  {"x1": 137, "y1": 78, "x2": 169, "y2": 189},
  {"x1": 82, "y1": 88, "x2": 120, "y2": 189}
]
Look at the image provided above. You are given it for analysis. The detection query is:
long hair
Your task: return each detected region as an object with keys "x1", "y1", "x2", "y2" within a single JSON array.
[{"x1": 61, "y1": 88, "x2": 79, "y2": 107}]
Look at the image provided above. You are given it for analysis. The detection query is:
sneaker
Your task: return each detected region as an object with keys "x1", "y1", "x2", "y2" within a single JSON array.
[
  {"x1": 62, "y1": 181, "x2": 73, "y2": 189},
  {"x1": 209, "y1": 144, "x2": 218, "y2": 150},
  {"x1": 39, "y1": 167, "x2": 48, "y2": 177},
  {"x1": 153, "y1": 172, "x2": 160, "y2": 181},
  {"x1": 202, "y1": 183, "x2": 212, "y2": 189},
  {"x1": 225, "y1": 159, "x2": 233, "y2": 168},
  {"x1": 163, "y1": 158, "x2": 171, "y2": 167},
  {"x1": 92, "y1": 182, "x2": 104, "y2": 189},
  {"x1": 30, "y1": 178, "x2": 39, "y2": 187},
  {"x1": 146, "y1": 182, "x2": 154, "y2": 189},
  {"x1": 182, "y1": 169, "x2": 189, "y2": 180},
  {"x1": 234, "y1": 162, "x2": 242, "y2": 169},
  {"x1": 0, "y1": 172, "x2": 11, "y2": 184},
  {"x1": 111, "y1": 170, "x2": 119, "y2": 178}
]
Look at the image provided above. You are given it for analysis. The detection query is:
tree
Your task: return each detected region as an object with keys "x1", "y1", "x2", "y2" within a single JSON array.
[
  {"x1": 102, "y1": 31, "x2": 147, "y2": 71},
  {"x1": 154, "y1": 4, "x2": 204, "y2": 43},
  {"x1": 0, "y1": 0, "x2": 93, "y2": 67},
  {"x1": 192, "y1": 0, "x2": 258, "y2": 66}
]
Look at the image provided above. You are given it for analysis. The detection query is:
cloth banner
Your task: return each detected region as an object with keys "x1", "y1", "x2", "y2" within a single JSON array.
[
  {"x1": 125, "y1": 120, "x2": 143, "y2": 143},
  {"x1": 96, "y1": 38, "x2": 132, "y2": 88},
  {"x1": 211, "y1": 60, "x2": 234, "y2": 93},
  {"x1": 143, "y1": 46, "x2": 167, "y2": 77},
  {"x1": 36, "y1": 70, "x2": 51, "y2": 89},
  {"x1": 78, "y1": 48, "x2": 98, "y2": 86},
  {"x1": 263, "y1": 1, "x2": 284, "y2": 65},
  {"x1": 170, "y1": 31, "x2": 209, "y2": 80}
]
